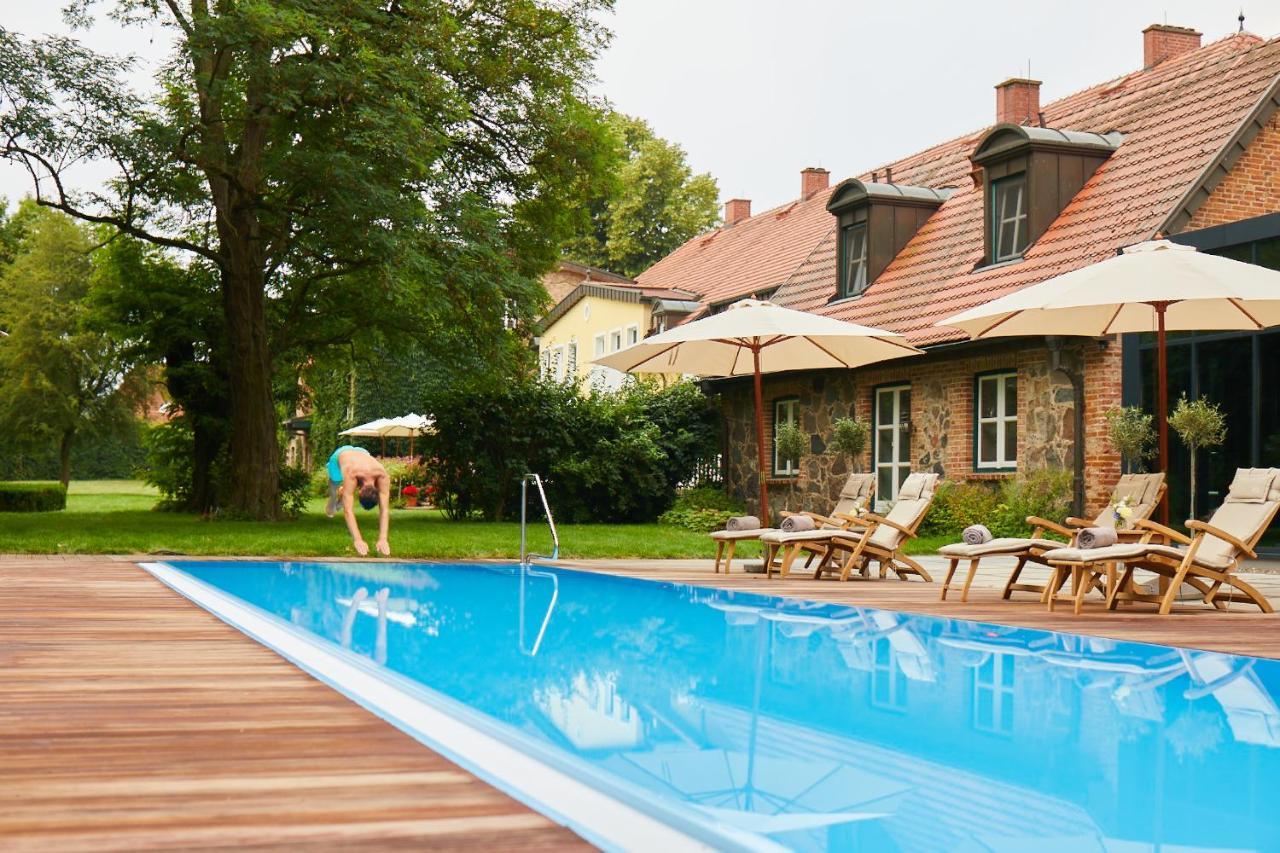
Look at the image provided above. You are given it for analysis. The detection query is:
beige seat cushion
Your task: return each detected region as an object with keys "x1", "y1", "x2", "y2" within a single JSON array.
[
  {"x1": 760, "y1": 528, "x2": 849, "y2": 545},
  {"x1": 939, "y1": 537, "x2": 1066, "y2": 558},
  {"x1": 709, "y1": 528, "x2": 774, "y2": 541},
  {"x1": 868, "y1": 497, "x2": 926, "y2": 550},
  {"x1": 1043, "y1": 542, "x2": 1234, "y2": 571}
]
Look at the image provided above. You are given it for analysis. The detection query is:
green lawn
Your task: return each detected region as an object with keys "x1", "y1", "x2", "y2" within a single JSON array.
[{"x1": 0, "y1": 480, "x2": 946, "y2": 560}]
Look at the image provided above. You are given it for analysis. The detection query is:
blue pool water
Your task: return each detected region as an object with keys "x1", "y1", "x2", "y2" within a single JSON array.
[{"x1": 169, "y1": 560, "x2": 1280, "y2": 852}]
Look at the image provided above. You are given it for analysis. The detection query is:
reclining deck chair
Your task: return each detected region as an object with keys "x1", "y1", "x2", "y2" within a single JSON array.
[
  {"x1": 803, "y1": 472, "x2": 940, "y2": 582},
  {"x1": 709, "y1": 473, "x2": 874, "y2": 574},
  {"x1": 1041, "y1": 468, "x2": 1280, "y2": 615},
  {"x1": 936, "y1": 473, "x2": 1166, "y2": 603},
  {"x1": 758, "y1": 473, "x2": 876, "y2": 576}
]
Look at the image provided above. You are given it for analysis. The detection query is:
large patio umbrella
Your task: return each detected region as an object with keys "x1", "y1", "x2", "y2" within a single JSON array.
[
  {"x1": 341, "y1": 413, "x2": 434, "y2": 455},
  {"x1": 938, "y1": 240, "x2": 1280, "y2": 517},
  {"x1": 594, "y1": 299, "x2": 922, "y2": 524}
]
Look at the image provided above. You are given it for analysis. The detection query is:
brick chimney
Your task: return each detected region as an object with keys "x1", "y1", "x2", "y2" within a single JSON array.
[
  {"x1": 724, "y1": 198, "x2": 751, "y2": 225},
  {"x1": 995, "y1": 77, "x2": 1041, "y2": 125},
  {"x1": 1143, "y1": 24, "x2": 1202, "y2": 68},
  {"x1": 800, "y1": 167, "x2": 830, "y2": 199}
]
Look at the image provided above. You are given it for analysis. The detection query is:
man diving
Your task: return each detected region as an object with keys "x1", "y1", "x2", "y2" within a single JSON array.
[{"x1": 324, "y1": 445, "x2": 392, "y2": 556}]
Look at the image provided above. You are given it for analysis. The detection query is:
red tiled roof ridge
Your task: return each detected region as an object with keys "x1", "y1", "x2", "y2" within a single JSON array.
[
  {"x1": 768, "y1": 32, "x2": 1280, "y2": 345},
  {"x1": 850, "y1": 31, "x2": 1270, "y2": 191}
]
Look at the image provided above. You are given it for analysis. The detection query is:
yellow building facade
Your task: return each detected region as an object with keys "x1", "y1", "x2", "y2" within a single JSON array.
[{"x1": 537, "y1": 281, "x2": 699, "y2": 390}]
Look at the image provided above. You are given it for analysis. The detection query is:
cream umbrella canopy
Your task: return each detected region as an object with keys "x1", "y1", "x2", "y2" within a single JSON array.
[
  {"x1": 938, "y1": 240, "x2": 1280, "y2": 514},
  {"x1": 595, "y1": 299, "x2": 923, "y2": 524}
]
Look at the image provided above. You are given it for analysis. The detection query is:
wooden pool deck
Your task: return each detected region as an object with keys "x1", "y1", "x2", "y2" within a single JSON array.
[
  {"x1": 5, "y1": 553, "x2": 1280, "y2": 849},
  {"x1": 0, "y1": 557, "x2": 587, "y2": 851}
]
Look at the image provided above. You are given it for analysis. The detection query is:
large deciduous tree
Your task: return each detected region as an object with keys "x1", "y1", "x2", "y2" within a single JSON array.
[
  {"x1": 0, "y1": 1, "x2": 614, "y2": 518},
  {"x1": 562, "y1": 113, "x2": 720, "y2": 278},
  {"x1": 0, "y1": 205, "x2": 133, "y2": 486}
]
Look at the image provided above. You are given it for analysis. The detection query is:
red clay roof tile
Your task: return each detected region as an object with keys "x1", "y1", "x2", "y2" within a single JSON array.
[{"x1": 643, "y1": 33, "x2": 1280, "y2": 347}]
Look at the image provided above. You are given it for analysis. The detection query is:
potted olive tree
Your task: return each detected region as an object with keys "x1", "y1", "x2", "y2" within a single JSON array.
[
  {"x1": 829, "y1": 417, "x2": 870, "y2": 472},
  {"x1": 1167, "y1": 395, "x2": 1226, "y2": 522},
  {"x1": 1104, "y1": 406, "x2": 1156, "y2": 474},
  {"x1": 774, "y1": 421, "x2": 808, "y2": 512}
]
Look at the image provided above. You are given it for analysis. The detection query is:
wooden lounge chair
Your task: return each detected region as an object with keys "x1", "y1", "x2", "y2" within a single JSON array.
[
  {"x1": 1041, "y1": 467, "x2": 1280, "y2": 615},
  {"x1": 709, "y1": 473, "x2": 874, "y2": 574},
  {"x1": 805, "y1": 472, "x2": 940, "y2": 582},
  {"x1": 936, "y1": 473, "x2": 1166, "y2": 603},
  {"x1": 758, "y1": 473, "x2": 876, "y2": 576}
]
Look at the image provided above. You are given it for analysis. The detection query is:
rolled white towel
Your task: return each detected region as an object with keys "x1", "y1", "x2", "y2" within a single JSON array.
[
  {"x1": 962, "y1": 524, "x2": 993, "y2": 545},
  {"x1": 725, "y1": 515, "x2": 761, "y2": 532},
  {"x1": 780, "y1": 514, "x2": 816, "y2": 533},
  {"x1": 1075, "y1": 527, "x2": 1118, "y2": 549}
]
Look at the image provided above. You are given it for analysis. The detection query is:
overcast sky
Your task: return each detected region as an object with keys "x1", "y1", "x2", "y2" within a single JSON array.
[{"x1": 3, "y1": 1, "x2": 1279, "y2": 214}]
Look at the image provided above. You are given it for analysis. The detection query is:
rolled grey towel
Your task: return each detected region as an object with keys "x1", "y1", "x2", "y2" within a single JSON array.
[
  {"x1": 1076, "y1": 527, "x2": 1118, "y2": 549},
  {"x1": 725, "y1": 515, "x2": 761, "y2": 532},
  {"x1": 962, "y1": 524, "x2": 993, "y2": 545},
  {"x1": 780, "y1": 514, "x2": 817, "y2": 533}
]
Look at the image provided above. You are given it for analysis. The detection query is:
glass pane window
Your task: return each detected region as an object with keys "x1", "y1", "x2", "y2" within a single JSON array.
[
  {"x1": 839, "y1": 223, "x2": 869, "y2": 298},
  {"x1": 773, "y1": 398, "x2": 801, "y2": 476},
  {"x1": 610, "y1": 329, "x2": 623, "y2": 352},
  {"x1": 626, "y1": 325, "x2": 639, "y2": 346},
  {"x1": 991, "y1": 174, "x2": 1028, "y2": 261},
  {"x1": 566, "y1": 341, "x2": 578, "y2": 378},
  {"x1": 976, "y1": 372, "x2": 1018, "y2": 469},
  {"x1": 874, "y1": 385, "x2": 911, "y2": 509},
  {"x1": 594, "y1": 335, "x2": 606, "y2": 358}
]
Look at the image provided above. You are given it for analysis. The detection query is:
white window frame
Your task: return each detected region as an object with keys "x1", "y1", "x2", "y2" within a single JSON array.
[
  {"x1": 626, "y1": 324, "x2": 639, "y2": 346},
  {"x1": 870, "y1": 637, "x2": 908, "y2": 711},
  {"x1": 551, "y1": 346, "x2": 565, "y2": 382},
  {"x1": 567, "y1": 339, "x2": 578, "y2": 378},
  {"x1": 540, "y1": 349, "x2": 551, "y2": 379},
  {"x1": 610, "y1": 327, "x2": 623, "y2": 352},
  {"x1": 973, "y1": 652, "x2": 1016, "y2": 735},
  {"x1": 594, "y1": 334, "x2": 606, "y2": 358},
  {"x1": 839, "y1": 222, "x2": 869, "y2": 298},
  {"x1": 992, "y1": 173, "x2": 1028, "y2": 262},
  {"x1": 773, "y1": 398, "x2": 801, "y2": 477},
  {"x1": 873, "y1": 384, "x2": 911, "y2": 508},
  {"x1": 975, "y1": 371, "x2": 1018, "y2": 470}
]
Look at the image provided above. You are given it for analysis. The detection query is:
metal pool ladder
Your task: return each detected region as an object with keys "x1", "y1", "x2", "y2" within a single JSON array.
[{"x1": 519, "y1": 474, "x2": 559, "y2": 656}]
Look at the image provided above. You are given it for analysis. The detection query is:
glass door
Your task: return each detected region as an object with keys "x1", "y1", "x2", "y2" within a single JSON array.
[{"x1": 875, "y1": 385, "x2": 912, "y2": 509}]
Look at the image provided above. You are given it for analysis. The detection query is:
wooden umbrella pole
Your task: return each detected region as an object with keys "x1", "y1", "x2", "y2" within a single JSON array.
[
  {"x1": 1155, "y1": 301, "x2": 1170, "y2": 526},
  {"x1": 752, "y1": 344, "x2": 770, "y2": 526}
]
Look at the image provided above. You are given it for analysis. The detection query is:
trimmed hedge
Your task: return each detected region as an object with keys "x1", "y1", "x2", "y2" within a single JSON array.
[{"x1": 0, "y1": 481, "x2": 68, "y2": 512}]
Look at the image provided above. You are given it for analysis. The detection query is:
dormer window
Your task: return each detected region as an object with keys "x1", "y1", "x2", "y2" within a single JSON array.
[
  {"x1": 991, "y1": 173, "x2": 1028, "y2": 261},
  {"x1": 826, "y1": 179, "x2": 950, "y2": 303},
  {"x1": 839, "y1": 222, "x2": 869, "y2": 298},
  {"x1": 972, "y1": 125, "x2": 1121, "y2": 267}
]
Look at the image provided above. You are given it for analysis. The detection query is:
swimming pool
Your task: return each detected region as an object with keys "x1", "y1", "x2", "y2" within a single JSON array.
[{"x1": 146, "y1": 560, "x2": 1280, "y2": 852}]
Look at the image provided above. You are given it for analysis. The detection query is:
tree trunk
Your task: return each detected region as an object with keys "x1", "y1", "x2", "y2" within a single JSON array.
[
  {"x1": 221, "y1": 260, "x2": 281, "y2": 520},
  {"x1": 1188, "y1": 447, "x2": 1198, "y2": 522},
  {"x1": 58, "y1": 429, "x2": 73, "y2": 488}
]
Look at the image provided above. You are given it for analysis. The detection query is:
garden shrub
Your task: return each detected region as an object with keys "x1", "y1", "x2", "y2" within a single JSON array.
[
  {"x1": 0, "y1": 481, "x2": 68, "y2": 512},
  {"x1": 659, "y1": 484, "x2": 744, "y2": 532},
  {"x1": 994, "y1": 467, "x2": 1073, "y2": 537},
  {"x1": 423, "y1": 377, "x2": 720, "y2": 523},
  {"x1": 918, "y1": 481, "x2": 1001, "y2": 537},
  {"x1": 918, "y1": 467, "x2": 1073, "y2": 539}
]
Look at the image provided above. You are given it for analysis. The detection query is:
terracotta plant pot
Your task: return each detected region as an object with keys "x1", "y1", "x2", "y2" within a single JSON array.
[{"x1": 405, "y1": 496, "x2": 420, "y2": 508}]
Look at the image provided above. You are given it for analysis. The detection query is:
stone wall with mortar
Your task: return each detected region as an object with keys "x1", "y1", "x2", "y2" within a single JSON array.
[{"x1": 717, "y1": 338, "x2": 1123, "y2": 519}]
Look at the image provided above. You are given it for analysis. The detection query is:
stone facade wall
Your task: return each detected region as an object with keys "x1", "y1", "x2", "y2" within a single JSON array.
[{"x1": 718, "y1": 338, "x2": 1123, "y2": 519}]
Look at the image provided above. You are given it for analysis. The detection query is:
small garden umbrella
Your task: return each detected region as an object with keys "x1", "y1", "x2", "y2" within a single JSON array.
[
  {"x1": 594, "y1": 299, "x2": 922, "y2": 524},
  {"x1": 938, "y1": 240, "x2": 1280, "y2": 518}
]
